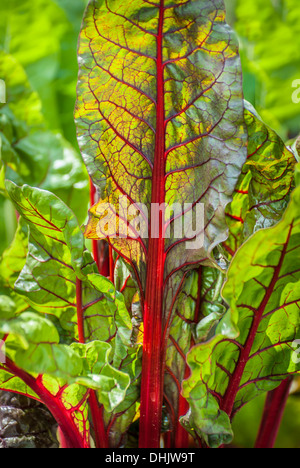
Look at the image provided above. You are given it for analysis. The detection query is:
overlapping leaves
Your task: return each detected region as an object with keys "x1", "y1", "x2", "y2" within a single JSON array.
[
  {"x1": 0, "y1": 181, "x2": 140, "y2": 446},
  {"x1": 183, "y1": 166, "x2": 300, "y2": 448}
]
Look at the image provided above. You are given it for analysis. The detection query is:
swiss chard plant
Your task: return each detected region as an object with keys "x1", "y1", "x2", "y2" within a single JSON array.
[{"x1": 0, "y1": 0, "x2": 300, "y2": 449}]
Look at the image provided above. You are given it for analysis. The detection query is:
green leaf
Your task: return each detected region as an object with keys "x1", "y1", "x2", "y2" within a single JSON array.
[
  {"x1": 164, "y1": 267, "x2": 227, "y2": 442},
  {"x1": 0, "y1": 369, "x2": 39, "y2": 401},
  {"x1": 0, "y1": 219, "x2": 30, "y2": 315},
  {"x1": 4, "y1": 182, "x2": 139, "y2": 443},
  {"x1": 5, "y1": 181, "x2": 86, "y2": 273},
  {"x1": 70, "y1": 341, "x2": 131, "y2": 412},
  {"x1": 5, "y1": 182, "x2": 131, "y2": 347},
  {"x1": 183, "y1": 166, "x2": 300, "y2": 447},
  {"x1": 224, "y1": 103, "x2": 296, "y2": 257},
  {"x1": 0, "y1": 311, "x2": 130, "y2": 408},
  {"x1": 0, "y1": 51, "x2": 43, "y2": 127},
  {"x1": 0, "y1": 0, "x2": 86, "y2": 141}
]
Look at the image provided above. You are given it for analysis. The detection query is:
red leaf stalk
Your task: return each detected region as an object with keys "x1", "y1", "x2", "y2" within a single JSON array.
[
  {"x1": 221, "y1": 227, "x2": 292, "y2": 417},
  {"x1": 255, "y1": 377, "x2": 292, "y2": 448},
  {"x1": 174, "y1": 365, "x2": 190, "y2": 448},
  {"x1": 5, "y1": 358, "x2": 86, "y2": 449},
  {"x1": 89, "y1": 177, "x2": 111, "y2": 277},
  {"x1": 139, "y1": 0, "x2": 166, "y2": 448},
  {"x1": 89, "y1": 178, "x2": 101, "y2": 272},
  {"x1": 76, "y1": 277, "x2": 109, "y2": 448}
]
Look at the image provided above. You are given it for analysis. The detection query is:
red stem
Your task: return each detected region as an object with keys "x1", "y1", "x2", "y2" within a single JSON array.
[
  {"x1": 89, "y1": 179, "x2": 100, "y2": 270},
  {"x1": 139, "y1": 0, "x2": 166, "y2": 448},
  {"x1": 89, "y1": 177, "x2": 111, "y2": 275},
  {"x1": 221, "y1": 227, "x2": 292, "y2": 417},
  {"x1": 76, "y1": 277, "x2": 109, "y2": 448},
  {"x1": 76, "y1": 278, "x2": 85, "y2": 344},
  {"x1": 174, "y1": 365, "x2": 190, "y2": 449},
  {"x1": 164, "y1": 431, "x2": 171, "y2": 449},
  {"x1": 255, "y1": 377, "x2": 292, "y2": 448},
  {"x1": 109, "y1": 245, "x2": 114, "y2": 283},
  {"x1": 58, "y1": 427, "x2": 71, "y2": 449},
  {"x1": 89, "y1": 390, "x2": 109, "y2": 448}
]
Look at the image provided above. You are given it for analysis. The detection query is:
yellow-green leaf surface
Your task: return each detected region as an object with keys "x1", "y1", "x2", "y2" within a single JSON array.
[{"x1": 75, "y1": 0, "x2": 247, "y2": 287}]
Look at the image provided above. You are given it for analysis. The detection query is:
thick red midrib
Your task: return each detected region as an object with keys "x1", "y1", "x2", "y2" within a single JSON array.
[
  {"x1": 221, "y1": 226, "x2": 293, "y2": 417},
  {"x1": 76, "y1": 278, "x2": 109, "y2": 449},
  {"x1": 5, "y1": 358, "x2": 86, "y2": 449},
  {"x1": 139, "y1": 0, "x2": 166, "y2": 449},
  {"x1": 255, "y1": 377, "x2": 292, "y2": 448}
]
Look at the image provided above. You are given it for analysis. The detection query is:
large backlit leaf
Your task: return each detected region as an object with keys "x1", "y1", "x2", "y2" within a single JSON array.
[
  {"x1": 183, "y1": 166, "x2": 300, "y2": 448},
  {"x1": 75, "y1": 0, "x2": 247, "y2": 285}
]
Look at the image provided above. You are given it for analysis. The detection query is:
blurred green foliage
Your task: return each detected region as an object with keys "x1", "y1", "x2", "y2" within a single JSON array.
[
  {"x1": 225, "y1": 0, "x2": 300, "y2": 140},
  {"x1": 0, "y1": 0, "x2": 90, "y2": 255},
  {"x1": 0, "y1": 0, "x2": 89, "y2": 145}
]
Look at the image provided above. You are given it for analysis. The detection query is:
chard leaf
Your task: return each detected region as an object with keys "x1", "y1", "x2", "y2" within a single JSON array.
[
  {"x1": 0, "y1": 368, "x2": 39, "y2": 402},
  {"x1": 0, "y1": 51, "x2": 43, "y2": 128},
  {"x1": 75, "y1": 0, "x2": 247, "y2": 283},
  {"x1": 0, "y1": 219, "x2": 30, "y2": 315},
  {"x1": 0, "y1": 321, "x2": 130, "y2": 446},
  {"x1": 0, "y1": 312, "x2": 130, "y2": 407},
  {"x1": 224, "y1": 103, "x2": 296, "y2": 257},
  {"x1": 5, "y1": 181, "x2": 141, "y2": 445},
  {"x1": 183, "y1": 166, "x2": 300, "y2": 447},
  {"x1": 104, "y1": 345, "x2": 142, "y2": 448},
  {"x1": 5, "y1": 182, "x2": 127, "y2": 344},
  {"x1": 0, "y1": 220, "x2": 28, "y2": 291}
]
